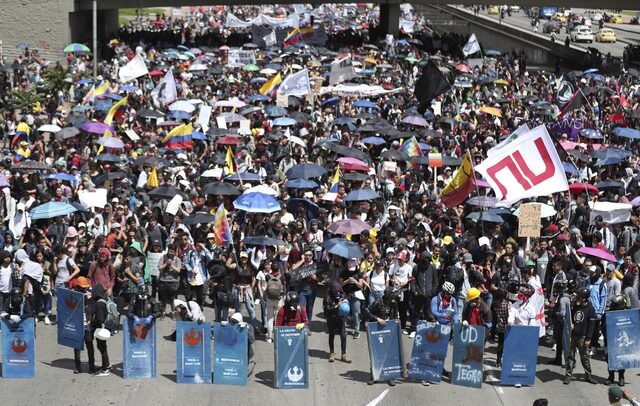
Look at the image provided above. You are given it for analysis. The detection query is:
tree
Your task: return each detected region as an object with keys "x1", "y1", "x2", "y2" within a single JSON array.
[
  {"x1": 43, "y1": 65, "x2": 69, "y2": 95},
  {"x1": 7, "y1": 89, "x2": 44, "y2": 112}
]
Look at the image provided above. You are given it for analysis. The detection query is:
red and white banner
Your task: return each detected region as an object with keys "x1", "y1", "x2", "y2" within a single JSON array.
[{"x1": 475, "y1": 125, "x2": 568, "y2": 202}]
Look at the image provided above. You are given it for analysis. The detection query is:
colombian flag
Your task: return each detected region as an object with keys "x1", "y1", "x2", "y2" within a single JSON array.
[
  {"x1": 11, "y1": 122, "x2": 31, "y2": 148},
  {"x1": 259, "y1": 73, "x2": 282, "y2": 95},
  {"x1": 439, "y1": 152, "x2": 475, "y2": 208},
  {"x1": 213, "y1": 203, "x2": 232, "y2": 247},
  {"x1": 329, "y1": 166, "x2": 340, "y2": 193},
  {"x1": 162, "y1": 123, "x2": 193, "y2": 150},
  {"x1": 283, "y1": 26, "x2": 314, "y2": 46},
  {"x1": 82, "y1": 80, "x2": 110, "y2": 104},
  {"x1": 104, "y1": 95, "x2": 128, "y2": 127},
  {"x1": 14, "y1": 145, "x2": 31, "y2": 162}
]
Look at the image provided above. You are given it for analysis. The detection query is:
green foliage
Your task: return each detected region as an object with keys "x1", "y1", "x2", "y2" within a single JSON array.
[
  {"x1": 7, "y1": 88, "x2": 44, "y2": 111},
  {"x1": 43, "y1": 65, "x2": 69, "y2": 95}
]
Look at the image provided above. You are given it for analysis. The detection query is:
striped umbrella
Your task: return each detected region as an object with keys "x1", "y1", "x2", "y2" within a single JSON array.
[
  {"x1": 30, "y1": 202, "x2": 78, "y2": 220},
  {"x1": 63, "y1": 43, "x2": 90, "y2": 53}
]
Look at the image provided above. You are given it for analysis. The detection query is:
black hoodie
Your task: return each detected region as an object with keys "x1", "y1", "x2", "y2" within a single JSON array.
[
  {"x1": 89, "y1": 284, "x2": 108, "y2": 330},
  {"x1": 323, "y1": 281, "x2": 344, "y2": 318}
]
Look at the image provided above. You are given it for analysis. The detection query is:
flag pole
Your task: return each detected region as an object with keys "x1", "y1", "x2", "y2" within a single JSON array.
[{"x1": 468, "y1": 151, "x2": 486, "y2": 236}]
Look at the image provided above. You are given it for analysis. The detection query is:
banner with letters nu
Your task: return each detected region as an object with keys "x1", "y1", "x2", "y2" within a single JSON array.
[
  {"x1": 500, "y1": 326, "x2": 539, "y2": 386},
  {"x1": 123, "y1": 317, "x2": 157, "y2": 379},
  {"x1": 452, "y1": 324, "x2": 484, "y2": 388},
  {"x1": 607, "y1": 309, "x2": 640, "y2": 370},
  {"x1": 56, "y1": 287, "x2": 84, "y2": 350},
  {"x1": 274, "y1": 327, "x2": 308, "y2": 389},
  {"x1": 366, "y1": 320, "x2": 403, "y2": 382},
  {"x1": 213, "y1": 322, "x2": 248, "y2": 386},
  {"x1": 177, "y1": 321, "x2": 211, "y2": 384},
  {"x1": 1, "y1": 318, "x2": 35, "y2": 378},
  {"x1": 475, "y1": 125, "x2": 568, "y2": 202},
  {"x1": 408, "y1": 321, "x2": 450, "y2": 382}
]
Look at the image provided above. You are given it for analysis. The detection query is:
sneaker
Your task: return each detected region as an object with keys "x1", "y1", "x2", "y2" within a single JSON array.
[
  {"x1": 563, "y1": 376, "x2": 571, "y2": 385},
  {"x1": 388, "y1": 379, "x2": 396, "y2": 386},
  {"x1": 341, "y1": 354, "x2": 352, "y2": 363},
  {"x1": 619, "y1": 378, "x2": 625, "y2": 387},
  {"x1": 421, "y1": 380, "x2": 430, "y2": 386},
  {"x1": 95, "y1": 369, "x2": 110, "y2": 377},
  {"x1": 353, "y1": 332, "x2": 360, "y2": 339},
  {"x1": 588, "y1": 347, "x2": 596, "y2": 357},
  {"x1": 44, "y1": 316, "x2": 51, "y2": 325},
  {"x1": 551, "y1": 343, "x2": 556, "y2": 352},
  {"x1": 73, "y1": 368, "x2": 81, "y2": 374},
  {"x1": 402, "y1": 329, "x2": 409, "y2": 335},
  {"x1": 329, "y1": 353, "x2": 336, "y2": 363},
  {"x1": 409, "y1": 331, "x2": 416, "y2": 339},
  {"x1": 586, "y1": 376, "x2": 597, "y2": 385},
  {"x1": 266, "y1": 338, "x2": 273, "y2": 343}
]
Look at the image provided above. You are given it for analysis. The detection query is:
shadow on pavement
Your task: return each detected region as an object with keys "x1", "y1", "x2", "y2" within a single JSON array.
[
  {"x1": 339, "y1": 369, "x2": 370, "y2": 383},
  {"x1": 308, "y1": 348, "x2": 329, "y2": 360},
  {"x1": 42, "y1": 358, "x2": 76, "y2": 371},
  {"x1": 536, "y1": 368, "x2": 565, "y2": 383},
  {"x1": 161, "y1": 373, "x2": 178, "y2": 382},
  {"x1": 255, "y1": 370, "x2": 274, "y2": 388},
  {"x1": 110, "y1": 362, "x2": 124, "y2": 378},
  {"x1": 310, "y1": 320, "x2": 326, "y2": 334}
]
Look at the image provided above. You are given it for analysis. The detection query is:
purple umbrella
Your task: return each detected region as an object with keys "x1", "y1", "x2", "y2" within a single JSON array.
[
  {"x1": 157, "y1": 120, "x2": 182, "y2": 127},
  {"x1": 576, "y1": 247, "x2": 617, "y2": 262},
  {"x1": 81, "y1": 121, "x2": 115, "y2": 135},
  {"x1": 402, "y1": 115, "x2": 429, "y2": 127},
  {"x1": 631, "y1": 196, "x2": 640, "y2": 207},
  {"x1": 467, "y1": 196, "x2": 499, "y2": 208},
  {"x1": 327, "y1": 219, "x2": 372, "y2": 235},
  {"x1": 0, "y1": 175, "x2": 9, "y2": 188},
  {"x1": 97, "y1": 136, "x2": 124, "y2": 149}
]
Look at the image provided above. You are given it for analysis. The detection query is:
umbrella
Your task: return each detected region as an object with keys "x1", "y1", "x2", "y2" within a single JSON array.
[
  {"x1": 226, "y1": 172, "x2": 262, "y2": 183},
  {"x1": 97, "y1": 137, "x2": 125, "y2": 149},
  {"x1": 592, "y1": 148, "x2": 632, "y2": 160},
  {"x1": 13, "y1": 161, "x2": 51, "y2": 171},
  {"x1": 63, "y1": 43, "x2": 90, "y2": 53},
  {"x1": 244, "y1": 236, "x2": 285, "y2": 246},
  {"x1": 285, "y1": 163, "x2": 327, "y2": 179},
  {"x1": 362, "y1": 136, "x2": 386, "y2": 145},
  {"x1": 216, "y1": 136, "x2": 243, "y2": 145},
  {"x1": 402, "y1": 116, "x2": 429, "y2": 127},
  {"x1": 479, "y1": 106, "x2": 502, "y2": 117},
  {"x1": 466, "y1": 212, "x2": 504, "y2": 223},
  {"x1": 343, "y1": 189, "x2": 380, "y2": 202},
  {"x1": 485, "y1": 49, "x2": 502, "y2": 56},
  {"x1": 580, "y1": 128, "x2": 604, "y2": 139},
  {"x1": 202, "y1": 182, "x2": 240, "y2": 196},
  {"x1": 219, "y1": 113, "x2": 246, "y2": 123},
  {"x1": 337, "y1": 157, "x2": 369, "y2": 171},
  {"x1": 134, "y1": 156, "x2": 170, "y2": 167},
  {"x1": 576, "y1": 247, "x2": 617, "y2": 262},
  {"x1": 272, "y1": 117, "x2": 297, "y2": 126},
  {"x1": 169, "y1": 110, "x2": 191, "y2": 120},
  {"x1": 38, "y1": 124, "x2": 61, "y2": 133},
  {"x1": 148, "y1": 186, "x2": 185, "y2": 199},
  {"x1": 342, "y1": 172, "x2": 369, "y2": 182},
  {"x1": 563, "y1": 162, "x2": 579, "y2": 176},
  {"x1": 613, "y1": 127, "x2": 640, "y2": 139},
  {"x1": 455, "y1": 64, "x2": 472, "y2": 73},
  {"x1": 56, "y1": 127, "x2": 80, "y2": 140},
  {"x1": 569, "y1": 183, "x2": 599, "y2": 195},
  {"x1": 467, "y1": 196, "x2": 499, "y2": 208},
  {"x1": 409, "y1": 156, "x2": 430, "y2": 165},
  {"x1": 286, "y1": 198, "x2": 320, "y2": 217},
  {"x1": 630, "y1": 196, "x2": 640, "y2": 207},
  {"x1": 46, "y1": 173, "x2": 76, "y2": 183},
  {"x1": 233, "y1": 192, "x2": 280, "y2": 213},
  {"x1": 322, "y1": 238, "x2": 364, "y2": 259},
  {"x1": 30, "y1": 202, "x2": 78, "y2": 220},
  {"x1": 81, "y1": 121, "x2": 114, "y2": 135},
  {"x1": 514, "y1": 203, "x2": 557, "y2": 218},
  {"x1": 183, "y1": 212, "x2": 216, "y2": 225},
  {"x1": 327, "y1": 219, "x2": 371, "y2": 235},
  {"x1": 93, "y1": 171, "x2": 127, "y2": 185},
  {"x1": 321, "y1": 97, "x2": 340, "y2": 107},
  {"x1": 242, "y1": 184, "x2": 277, "y2": 198},
  {"x1": 596, "y1": 181, "x2": 624, "y2": 191},
  {"x1": 265, "y1": 105, "x2": 288, "y2": 117},
  {"x1": 352, "y1": 100, "x2": 378, "y2": 109},
  {"x1": 284, "y1": 179, "x2": 319, "y2": 189},
  {"x1": 149, "y1": 70, "x2": 165, "y2": 77},
  {"x1": 96, "y1": 153, "x2": 122, "y2": 163},
  {"x1": 168, "y1": 100, "x2": 196, "y2": 113}
]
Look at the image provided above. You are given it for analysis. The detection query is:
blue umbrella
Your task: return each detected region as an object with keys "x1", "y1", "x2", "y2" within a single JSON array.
[
  {"x1": 233, "y1": 192, "x2": 280, "y2": 213},
  {"x1": 466, "y1": 212, "x2": 504, "y2": 223},
  {"x1": 284, "y1": 179, "x2": 319, "y2": 189},
  {"x1": 265, "y1": 106, "x2": 288, "y2": 117},
  {"x1": 120, "y1": 85, "x2": 139, "y2": 92},
  {"x1": 272, "y1": 117, "x2": 297, "y2": 126},
  {"x1": 580, "y1": 128, "x2": 604, "y2": 139},
  {"x1": 248, "y1": 94, "x2": 269, "y2": 102},
  {"x1": 47, "y1": 173, "x2": 76, "y2": 182},
  {"x1": 583, "y1": 68, "x2": 599, "y2": 74},
  {"x1": 169, "y1": 110, "x2": 191, "y2": 120},
  {"x1": 264, "y1": 63, "x2": 282, "y2": 70},
  {"x1": 96, "y1": 153, "x2": 122, "y2": 163},
  {"x1": 251, "y1": 77, "x2": 268, "y2": 84},
  {"x1": 322, "y1": 238, "x2": 364, "y2": 259},
  {"x1": 562, "y1": 162, "x2": 578, "y2": 176},
  {"x1": 352, "y1": 100, "x2": 378, "y2": 109},
  {"x1": 30, "y1": 202, "x2": 78, "y2": 220},
  {"x1": 485, "y1": 49, "x2": 502, "y2": 56},
  {"x1": 192, "y1": 131, "x2": 206, "y2": 141},
  {"x1": 613, "y1": 127, "x2": 640, "y2": 139},
  {"x1": 93, "y1": 101, "x2": 113, "y2": 111},
  {"x1": 286, "y1": 198, "x2": 319, "y2": 217},
  {"x1": 592, "y1": 147, "x2": 632, "y2": 160},
  {"x1": 321, "y1": 97, "x2": 340, "y2": 107},
  {"x1": 102, "y1": 93, "x2": 123, "y2": 101},
  {"x1": 333, "y1": 117, "x2": 354, "y2": 126},
  {"x1": 362, "y1": 136, "x2": 386, "y2": 145},
  {"x1": 594, "y1": 156, "x2": 624, "y2": 167},
  {"x1": 285, "y1": 163, "x2": 328, "y2": 179},
  {"x1": 488, "y1": 208, "x2": 513, "y2": 216},
  {"x1": 596, "y1": 181, "x2": 624, "y2": 191},
  {"x1": 343, "y1": 189, "x2": 380, "y2": 202},
  {"x1": 226, "y1": 172, "x2": 262, "y2": 182}
]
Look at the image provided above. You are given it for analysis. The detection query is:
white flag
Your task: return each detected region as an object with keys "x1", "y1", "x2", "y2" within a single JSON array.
[
  {"x1": 263, "y1": 30, "x2": 277, "y2": 46},
  {"x1": 475, "y1": 125, "x2": 568, "y2": 202},
  {"x1": 329, "y1": 57, "x2": 356, "y2": 85},
  {"x1": 151, "y1": 70, "x2": 177, "y2": 108},
  {"x1": 118, "y1": 54, "x2": 149, "y2": 83},
  {"x1": 487, "y1": 123, "x2": 529, "y2": 157},
  {"x1": 277, "y1": 69, "x2": 310, "y2": 96},
  {"x1": 462, "y1": 33, "x2": 481, "y2": 57}
]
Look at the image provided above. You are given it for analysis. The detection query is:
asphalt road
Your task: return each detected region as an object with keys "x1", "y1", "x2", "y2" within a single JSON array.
[
  {"x1": 0, "y1": 294, "x2": 633, "y2": 406},
  {"x1": 442, "y1": 6, "x2": 639, "y2": 58}
]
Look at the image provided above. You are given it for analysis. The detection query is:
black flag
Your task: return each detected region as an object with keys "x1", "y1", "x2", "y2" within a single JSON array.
[{"x1": 414, "y1": 60, "x2": 450, "y2": 114}]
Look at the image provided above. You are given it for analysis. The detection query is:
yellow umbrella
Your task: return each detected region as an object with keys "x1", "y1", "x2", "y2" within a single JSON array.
[
  {"x1": 479, "y1": 106, "x2": 502, "y2": 117},
  {"x1": 364, "y1": 56, "x2": 377, "y2": 65},
  {"x1": 494, "y1": 79, "x2": 509, "y2": 86}
]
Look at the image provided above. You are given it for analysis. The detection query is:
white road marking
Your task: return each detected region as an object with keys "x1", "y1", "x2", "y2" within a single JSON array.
[{"x1": 366, "y1": 389, "x2": 390, "y2": 406}]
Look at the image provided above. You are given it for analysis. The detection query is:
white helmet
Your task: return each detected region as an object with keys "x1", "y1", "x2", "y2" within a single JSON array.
[{"x1": 442, "y1": 281, "x2": 455, "y2": 295}]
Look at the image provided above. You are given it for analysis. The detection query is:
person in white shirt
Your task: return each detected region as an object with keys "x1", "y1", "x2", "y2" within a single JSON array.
[
  {"x1": 508, "y1": 284, "x2": 536, "y2": 327},
  {"x1": 0, "y1": 251, "x2": 14, "y2": 311}
]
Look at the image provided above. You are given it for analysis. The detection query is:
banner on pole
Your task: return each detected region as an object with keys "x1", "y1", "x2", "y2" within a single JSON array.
[
  {"x1": 606, "y1": 309, "x2": 640, "y2": 370},
  {"x1": 500, "y1": 326, "x2": 539, "y2": 386},
  {"x1": 1, "y1": 318, "x2": 36, "y2": 378},
  {"x1": 56, "y1": 287, "x2": 85, "y2": 350},
  {"x1": 123, "y1": 317, "x2": 157, "y2": 379},
  {"x1": 451, "y1": 324, "x2": 484, "y2": 388},
  {"x1": 177, "y1": 321, "x2": 212, "y2": 384},
  {"x1": 366, "y1": 320, "x2": 403, "y2": 382},
  {"x1": 408, "y1": 321, "x2": 450, "y2": 382},
  {"x1": 213, "y1": 322, "x2": 248, "y2": 386},
  {"x1": 274, "y1": 327, "x2": 308, "y2": 389}
]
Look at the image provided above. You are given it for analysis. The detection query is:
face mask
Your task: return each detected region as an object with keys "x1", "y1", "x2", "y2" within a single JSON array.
[
  {"x1": 469, "y1": 301, "x2": 478, "y2": 308},
  {"x1": 517, "y1": 293, "x2": 526, "y2": 302}
]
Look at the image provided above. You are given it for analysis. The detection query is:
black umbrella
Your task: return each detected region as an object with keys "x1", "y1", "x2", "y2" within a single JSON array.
[
  {"x1": 13, "y1": 161, "x2": 52, "y2": 171},
  {"x1": 381, "y1": 150, "x2": 409, "y2": 161},
  {"x1": 422, "y1": 129, "x2": 446, "y2": 138},
  {"x1": 183, "y1": 212, "x2": 216, "y2": 225},
  {"x1": 96, "y1": 153, "x2": 123, "y2": 163},
  {"x1": 409, "y1": 155, "x2": 430, "y2": 165},
  {"x1": 203, "y1": 182, "x2": 241, "y2": 196},
  {"x1": 240, "y1": 106, "x2": 262, "y2": 115},
  {"x1": 289, "y1": 111, "x2": 310, "y2": 124},
  {"x1": 137, "y1": 109, "x2": 164, "y2": 119},
  {"x1": 134, "y1": 156, "x2": 170, "y2": 167},
  {"x1": 93, "y1": 171, "x2": 127, "y2": 185},
  {"x1": 286, "y1": 163, "x2": 328, "y2": 179},
  {"x1": 568, "y1": 149, "x2": 589, "y2": 162},
  {"x1": 342, "y1": 172, "x2": 369, "y2": 182},
  {"x1": 55, "y1": 127, "x2": 80, "y2": 140},
  {"x1": 207, "y1": 128, "x2": 230, "y2": 137},
  {"x1": 442, "y1": 156, "x2": 463, "y2": 166},
  {"x1": 244, "y1": 236, "x2": 285, "y2": 246},
  {"x1": 148, "y1": 186, "x2": 186, "y2": 199}
]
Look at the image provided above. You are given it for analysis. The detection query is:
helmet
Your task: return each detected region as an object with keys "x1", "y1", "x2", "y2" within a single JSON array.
[
  {"x1": 285, "y1": 291, "x2": 299, "y2": 310},
  {"x1": 442, "y1": 281, "x2": 455, "y2": 295},
  {"x1": 338, "y1": 301, "x2": 351, "y2": 317},
  {"x1": 609, "y1": 294, "x2": 628, "y2": 311},
  {"x1": 518, "y1": 284, "x2": 535, "y2": 299},
  {"x1": 507, "y1": 278, "x2": 520, "y2": 294},
  {"x1": 466, "y1": 287, "x2": 481, "y2": 302},
  {"x1": 576, "y1": 287, "x2": 591, "y2": 300},
  {"x1": 553, "y1": 279, "x2": 568, "y2": 293},
  {"x1": 383, "y1": 286, "x2": 397, "y2": 304},
  {"x1": 567, "y1": 278, "x2": 577, "y2": 293}
]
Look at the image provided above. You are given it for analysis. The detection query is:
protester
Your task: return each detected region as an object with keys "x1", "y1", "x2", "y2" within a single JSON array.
[{"x1": 564, "y1": 287, "x2": 597, "y2": 385}]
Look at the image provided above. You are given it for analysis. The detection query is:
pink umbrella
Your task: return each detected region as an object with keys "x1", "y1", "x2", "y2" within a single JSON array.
[
  {"x1": 631, "y1": 196, "x2": 640, "y2": 207},
  {"x1": 327, "y1": 219, "x2": 371, "y2": 235},
  {"x1": 576, "y1": 247, "x2": 617, "y2": 262},
  {"x1": 475, "y1": 179, "x2": 491, "y2": 188},
  {"x1": 337, "y1": 157, "x2": 369, "y2": 172},
  {"x1": 219, "y1": 45, "x2": 230, "y2": 51}
]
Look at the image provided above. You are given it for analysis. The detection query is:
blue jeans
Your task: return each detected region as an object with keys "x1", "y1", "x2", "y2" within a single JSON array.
[
  {"x1": 297, "y1": 288, "x2": 316, "y2": 322},
  {"x1": 344, "y1": 294, "x2": 361, "y2": 332},
  {"x1": 233, "y1": 287, "x2": 257, "y2": 329}
]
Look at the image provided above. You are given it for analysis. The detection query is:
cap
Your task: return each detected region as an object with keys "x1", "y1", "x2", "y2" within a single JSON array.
[
  {"x1": 589, "y1": 265, "x2": 599, "y2": 273},
  {"x1": 389, "y1": 231, "x2": 397, "y2": 238},
  {"x1": 239, "y1": 251, "x2": 249, "y2": 259},
  {"x1": 396, "y1": 251, "x2": 408, "y2": 261},
  {"x1": 112, "y1": 223, "x2": 121, "y2": 229},
  {"x1": 386, "y1": 247, "x2": 395, "y2": 254},
  {"x1": 397, "y1": 238, "x2": 408, "y2": 246},
  {"x1": 66, "y1": 227, "x2": 78, "y2": 238},
  {"x1": 442, "y1": 235, "x2": 453, "y2": 245},
  {"x1": 526, "y1": 260, "x2": 536, "y2": 267},
  {"x1": 230, "y1": 312, "x2": 243, "y2": 323},
  {"x1": 414, "y1": 213, "x2": 424, "y2": 221},
  {"x1": 76, "y1": 276, "x2": 90, "y2": 288},
  {"x1": 608, "y1": 386, "x2": 624, "y2": 401},
  {"x1": 559, "y1": 219, "x2": 569, "y2": 226},
  {"x1": 606, "y1": 263, "x2": 617, "y2": 272},
  {"x1": 206, "y1": 233, "x2": 215, "y2": 239},
  {"x1": 463, "y1": 253, "x2": 473, "y2": 263},
  {"x1": 478, "y1": 236, "x2": 490, "y2": 247},
  {"x1": 152, "y1": 239, "x2": 162, "y2": 246}
]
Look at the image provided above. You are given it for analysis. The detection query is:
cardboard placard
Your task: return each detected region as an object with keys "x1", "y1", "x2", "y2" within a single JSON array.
[
  {"x1": 276, "y1": 93, "x2": 289, "y2": 108},
  {"x1": 518, "y1": 203, "x2": 541, "y2": 238}
]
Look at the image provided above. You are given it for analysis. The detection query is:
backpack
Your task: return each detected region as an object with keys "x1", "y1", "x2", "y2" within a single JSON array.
[
  {"x1": 97, "y1": 298, "x2": 120, "y2": 332},
  {"x1": 267, "y1": 276, "x2": 284, "y2": 300}
]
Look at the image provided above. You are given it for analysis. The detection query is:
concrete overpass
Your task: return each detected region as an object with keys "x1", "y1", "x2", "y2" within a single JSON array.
[{"x1": 0, "y1": 0, "x2": 638, "y2": 63}]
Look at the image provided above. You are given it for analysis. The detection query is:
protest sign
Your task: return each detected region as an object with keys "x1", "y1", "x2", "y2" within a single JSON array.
[
  {"x1": 606, "y1": 309, "x2": 640, "y2": 370},
  {"x1": 227, "y1": 50, "x2": 256, "y2": 66},
  {"x1": 289, "y1": 263, "x2": 317, "y2": 283},
  {"x1": 274, "y1": 327, "x2": 308, "y2": 389},
  {"x1": 451, "y1": 324, "x2": 484, "y2": 388},
  {"x1": 366, "y1": 320, "x2": 403, "y2": 382},
  {"x1": 500, "y1": 326, "x2": 539, "y2": 386},
  {"x1": 1, "y1": 318, "x2": 36, "y2": 378},
  {"x1": 123, "y1": 317, "x2": 157, "y2": 379},
  {"x1": 213, "y1": 322, "x2": 248, "y2": 386},
  {"x1": 56, "y1": 288, "x2": 85, "y2": 350},
  {"x1": 407, "y1": 321, "x2": 450, "y2": 382},
  {"x1": 518, "y1": 203, "x2": 541, "y2": 238},
  {"x1": 177, "y1": 321, "x2": 212, "y2": 384}
]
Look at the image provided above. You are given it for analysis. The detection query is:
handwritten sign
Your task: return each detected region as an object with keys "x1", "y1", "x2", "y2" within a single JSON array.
[
  {"x1": 451, "y1": 324, "x2": 484, "y2": 388},
  {"x1": 518, "y1": 203, "x2": 541, "y2": 238},
  {"x1": 276, "y1": 93, "x2": 289, "y2": 108},
  {"x1": 227, "y1": 50, "x2": 256, "y2": 66},
  {"x1": 289, "y1": 264, "x2": 317, "y2": 283}
]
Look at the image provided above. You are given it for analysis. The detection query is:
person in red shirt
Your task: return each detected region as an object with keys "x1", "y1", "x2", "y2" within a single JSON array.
[{"x1": 275, "y1": 292, "x2": 308, "y2": 332}]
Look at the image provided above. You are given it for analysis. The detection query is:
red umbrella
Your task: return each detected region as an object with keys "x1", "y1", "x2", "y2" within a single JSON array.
[
  {"x1": 149, "y1": 70, "x2": 165, "y2": 77},
  {"x1": 456, "y1": 63, "x2": 472, "y2": 73},
  {"x1": 576, "y1": 247, "x2": 617, "y2": 262},
  {"x1": 216, "y1": 136, "x2": 243, "y2": 145},
  {"x1": 337, "y1": 157, "x2": 369, "y2": 172},
  {"x1": 568, "y1": 183, "x2": 598, "y2": 195}
]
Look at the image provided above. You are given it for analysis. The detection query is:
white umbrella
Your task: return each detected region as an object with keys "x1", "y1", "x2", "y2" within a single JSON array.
[
  {"x1": 215, "y1": 99, "x2": 246, "y2": 108},
  {"x1": 287, "y1": 135, "x2": 307, "y2": 148},
  {"x1": 260, "y1": 68, "x2": 277, "y2": 75},
  {"x1": 244, "y1": 184, "x2": 278, "y2": 196},
  {"x1": 201, "y1": 168, "x2": 223, "y2": 178},
  {"x1": 38, "y1": 124, "x2": 62, "y2": 133},
  {"x1": 189, "y1": 63, "x2": 207, "y2": 71},
  {"x1": 168, "y1": 100, "x2": 196, "y2": 113}
]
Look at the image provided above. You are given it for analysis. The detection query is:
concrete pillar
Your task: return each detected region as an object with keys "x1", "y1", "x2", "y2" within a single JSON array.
[{"x1": 379, "y1": 3, "x2": 400, "y2": 37}]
